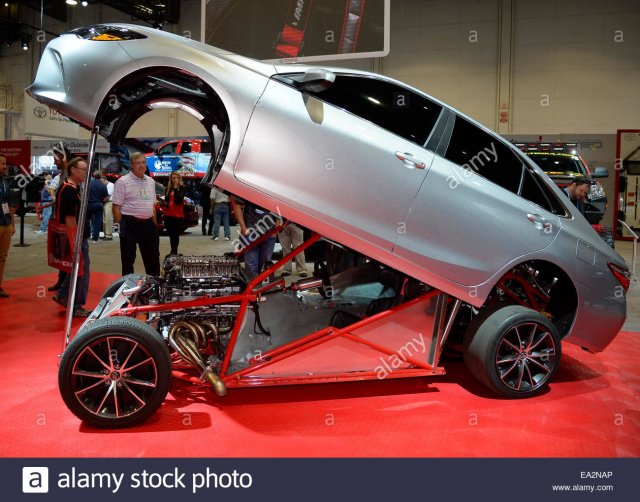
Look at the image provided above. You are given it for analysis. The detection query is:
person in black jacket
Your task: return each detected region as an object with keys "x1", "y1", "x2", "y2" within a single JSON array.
[
  {"x1": 0, "y1": 154, "x2": 16, "y2": 298},
  {"x1": 198, "y1": 183, "x2": 213, "y2": 235},
  {"x1": 561, "y1": 177, "x2": 590, "y2": 216},
  {"x1": 51, "y1": 157, "x2": 91, "y2": 317}
]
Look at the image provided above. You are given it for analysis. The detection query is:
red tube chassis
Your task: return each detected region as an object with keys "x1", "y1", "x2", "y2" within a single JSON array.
[{"x1": 99, "y1": 224, "x2": 451, "y2": 391}]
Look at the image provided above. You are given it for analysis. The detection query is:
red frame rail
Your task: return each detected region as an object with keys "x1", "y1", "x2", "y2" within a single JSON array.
[{"x1": 104, "y1": 226, "x2": 447, "y2": 390}]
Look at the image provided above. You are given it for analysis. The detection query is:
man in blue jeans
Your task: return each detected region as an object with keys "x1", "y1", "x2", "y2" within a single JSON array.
[
  {"x1": 211, "y1": 187, "x2": 231, "y2": 240},
  {"x1": 232, "y1": 197, "x2": 280, "y2": 280},
  {"x1": 87, "y1": 170, "x2": 109, "y2": 242}
]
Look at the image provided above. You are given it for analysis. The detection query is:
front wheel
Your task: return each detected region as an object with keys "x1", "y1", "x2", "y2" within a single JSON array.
[
  {"x1": 100, "y1": 274, "x2": 142, "y2": 301},
  {"x1": 59, "y1": 316, "x2": 172, "y2": 428},
  {"x1": 463, "y1": 305, "x2": 561, "y2": 397}
]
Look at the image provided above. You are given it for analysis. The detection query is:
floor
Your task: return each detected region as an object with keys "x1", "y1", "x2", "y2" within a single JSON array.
[{"x1": 0, "y1": 215, "x2": 638, "y2": 457}]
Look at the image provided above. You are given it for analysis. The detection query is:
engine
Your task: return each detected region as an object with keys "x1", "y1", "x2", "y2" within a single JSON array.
[
  {"x1": 160, "y1": 254, "x2": 245, "y2": 302},
  {"x1": 143, "y1": 255, "x2": 248, "y2": 396}
]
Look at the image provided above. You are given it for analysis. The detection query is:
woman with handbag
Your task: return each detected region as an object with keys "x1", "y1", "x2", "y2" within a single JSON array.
[{"x1": 163, "y1": 172, "x2": 185, "y2": 255}]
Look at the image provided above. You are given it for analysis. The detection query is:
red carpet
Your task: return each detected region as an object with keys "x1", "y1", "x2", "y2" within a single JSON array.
[{"x1": 0, "y1": 273, "x2": 638, "y2": 457}]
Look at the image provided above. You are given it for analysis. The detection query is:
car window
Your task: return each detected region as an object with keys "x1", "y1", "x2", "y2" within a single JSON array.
[
  {"x1": 308, "y1": 75, "x2": 443, "y2": 147},
  {"x1": 444, "y1": 116, "x2": 523, "y2": 194},
  {"x1": 158, "y1": 143, "x2": 176, "y2": 155},
  {"x1": 519, "y1": 167, "x2": 566, "y2": 215},
  {"x1": 179, "y1": 142, "x2": 192, "y2": 154}
]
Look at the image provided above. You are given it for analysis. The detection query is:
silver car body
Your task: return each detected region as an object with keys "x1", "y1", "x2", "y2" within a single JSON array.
[{"x1": 28, "y1": 24, "x2": 627, "y2": 352}]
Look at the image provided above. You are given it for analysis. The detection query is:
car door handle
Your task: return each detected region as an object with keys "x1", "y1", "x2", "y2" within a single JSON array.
[
  {"x1": 527, "y1": 213, "x2": 549, "y2": 230},
  {"x1": 395, "y1": 151, "x2": 426, "y2": 169}
]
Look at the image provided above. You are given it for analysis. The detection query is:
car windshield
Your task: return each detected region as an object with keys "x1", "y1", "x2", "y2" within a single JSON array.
[{"x1": 526, "y1": 152, "x2": 588, "y2": 176}]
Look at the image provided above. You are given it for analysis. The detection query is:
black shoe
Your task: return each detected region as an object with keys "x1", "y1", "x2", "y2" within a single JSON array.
[
  {"x1": 0, "y1": 289, "x2": 9, "y2": 298},
  {"x1": 72, "y1": 307, "x2": 91, "y2": 318},
  {"x1": 299, "y1": 271, "x2": 308, "y2": 278},
  {"x1": 52, "y1": 295, "x2": 67, "y2": 308},
  {"x1": 48, "y1": 283, "x2": 62, "y2": 292}
]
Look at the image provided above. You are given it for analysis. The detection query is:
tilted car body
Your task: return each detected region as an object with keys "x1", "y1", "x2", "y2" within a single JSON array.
[{"x1": 28, "y1": 25, "x2": 630, "y2": 427}]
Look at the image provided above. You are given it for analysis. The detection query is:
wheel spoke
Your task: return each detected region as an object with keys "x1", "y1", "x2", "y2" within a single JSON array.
[
  {"x1": 96, "y1": 381, "x2": 115, "y2": 415},
  {"x1": 74, "y1": 377, "x2": 109, "y2": 397},
  {"x1": 121, "y1": 356, "x2": 154, "y2": 373},
  {"x1": 85, "y1": 346, "x2": 112, "y2": 372},
  {"x1": 122, "y1": 382, "x2": 147, "y2": 406},
  {"x1": 123, "y1": 376, "x2": 157, "y2": 388},
  {"x1": 499, "y1": 360, "x2": 519, "y2": 381},
  {"x1": 513, "y1": 326, "x2": 524, "y2": 349},
  {"x1": 72, "y1": 369, "x2": 106, "y2": 379},
  {"x1": 119, "y1": 340, "x2": 140, "y2": 372},
  {"x1": 513, "y1": 361, "x2": 526, "y2": 390},
  {"x1": 501, "y1": 338, "x2": 520, "y2": 352},
  {"x1": 529, "y1": 331, "x2": 553, "y2": 352},
  {"x1": 524, "y1": 323, "x2": 537, "y2": 350},
  {"x1": 497, "y1": 354, "x2": 518, "y2": 365},
  {"x1": 522, "y1": 361, "x2": 535, "y2": 388},
  {"x1": 526, "y1": 355, "x2": 552, "y2": 372},
  {"x1": 113, "y1": 383, "x2": 121, "y2": 418}
]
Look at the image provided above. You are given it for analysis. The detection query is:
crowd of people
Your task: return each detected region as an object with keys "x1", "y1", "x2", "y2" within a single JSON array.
[{"x1": 0, "y1": 145, "x2": 310, "y2": 312}]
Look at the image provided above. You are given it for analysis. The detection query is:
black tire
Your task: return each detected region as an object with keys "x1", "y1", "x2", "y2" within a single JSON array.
[
  {"x1": 100, "y1": 274, "x2": 142, "y2": 301},
  {"x1": 59, "y1": 317, "x2": 172, "y2": 428},
  {"x1": 463, "y1": 304, "x2": 561, "y2": 398}
]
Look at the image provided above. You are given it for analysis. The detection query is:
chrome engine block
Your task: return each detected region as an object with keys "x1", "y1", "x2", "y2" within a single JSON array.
[{"x1": 161, "y1": 254, "x2": 245, "y2": 302}]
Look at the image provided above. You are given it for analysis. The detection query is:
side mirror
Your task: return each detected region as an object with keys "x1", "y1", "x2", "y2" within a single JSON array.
[
  {"x1": 591, "y1": 166, "x2": 609, "y2": 178},
  {"x1": 299, "y1": 68, "x2": 336, "y2": 93}
]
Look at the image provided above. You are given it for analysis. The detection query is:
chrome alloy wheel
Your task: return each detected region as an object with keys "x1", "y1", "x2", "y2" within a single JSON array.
[
  {"x1": 495, "y1": 321, "x2": 557, "y2": 392},
  {"x1": 70, "y1": 336, "x2": 159, "y2": 420}
]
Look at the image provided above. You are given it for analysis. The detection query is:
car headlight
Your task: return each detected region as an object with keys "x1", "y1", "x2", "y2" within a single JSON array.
[{"x1": 589, "y1": 181, "x2": 605, "y2": 199}]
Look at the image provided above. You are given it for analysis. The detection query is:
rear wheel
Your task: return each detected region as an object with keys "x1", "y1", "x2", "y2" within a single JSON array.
[
  {"x1": 463, "y1": 304, "x2": 561, "y2": 397},
  {"x1": 59, "y1": 316, "x2": 171, "y2": 428}
]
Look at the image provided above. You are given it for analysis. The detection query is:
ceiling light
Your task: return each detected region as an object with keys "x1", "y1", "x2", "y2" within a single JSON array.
[
  {"x1": 66, "y1": 0, "x2": 78, "y2": 6},
  {"x1": 22, "y1": 40, "x2": 28, "y2": 51},
  {"x1": 81, "y1": 1, "x2": 88, "y2": 5}
]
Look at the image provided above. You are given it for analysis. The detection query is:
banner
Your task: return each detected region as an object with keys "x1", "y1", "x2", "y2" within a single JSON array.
[
  {"x1": 0, "y1": 140, "x2": 31, "y2": 170},
  {"x1": 4, "y1": 458, "x2": 637, "y2": 501},
  {"x1": 203, "y1": 0, "x2": 390, "y2": 63}
]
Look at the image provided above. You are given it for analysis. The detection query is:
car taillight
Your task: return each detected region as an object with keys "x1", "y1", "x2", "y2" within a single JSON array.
[{"x1": 608, "y1": 262, "x2": 631, "y2": 292}]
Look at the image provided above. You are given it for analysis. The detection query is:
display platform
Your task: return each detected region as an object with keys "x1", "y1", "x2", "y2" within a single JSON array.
[{"x1": 0, "y1": 272, "x2": 638, "y2": 457}]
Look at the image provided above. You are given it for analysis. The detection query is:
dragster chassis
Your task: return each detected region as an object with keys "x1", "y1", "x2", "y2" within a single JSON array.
[{"x1": 59, "y1": 223, "x2": 465, "y2": 427}]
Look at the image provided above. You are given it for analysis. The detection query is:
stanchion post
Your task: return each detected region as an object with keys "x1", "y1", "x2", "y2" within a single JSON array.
[{"x1": 62, "y1": 128, "x2": 99, "y2": 353}]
